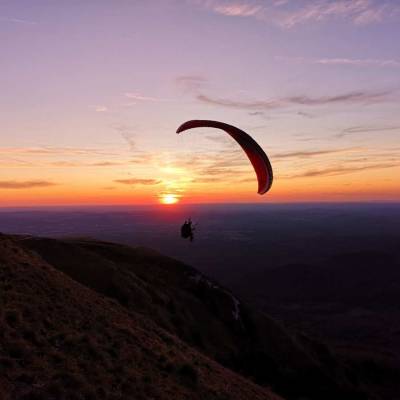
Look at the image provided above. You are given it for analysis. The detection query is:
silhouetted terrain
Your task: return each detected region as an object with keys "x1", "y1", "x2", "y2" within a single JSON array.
[
  {"x1": 0, "y1": 233, "x2": 281, "y2": 400},
  {"x1": 0, "y1": 233, "x2": 381, "y2": 399},
  {"x1": 1, "y1": 203, "x2": 400, "y2": 399},
  {"x1": 239, "y1": 250, "x2": 400, "y2": 399},
  {"x1": 1, "y1": 204, "x2": 399, "y2": 284}
]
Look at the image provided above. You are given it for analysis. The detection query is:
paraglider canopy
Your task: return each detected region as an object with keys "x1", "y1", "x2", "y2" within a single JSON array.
[{"x1": 176, "y1": 120, "x2": 273, "y2": 194}]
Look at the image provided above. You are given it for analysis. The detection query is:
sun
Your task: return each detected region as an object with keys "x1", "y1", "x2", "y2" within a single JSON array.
[{"x1": 160, "y1": 194, "x2": 179, "y2": 205}]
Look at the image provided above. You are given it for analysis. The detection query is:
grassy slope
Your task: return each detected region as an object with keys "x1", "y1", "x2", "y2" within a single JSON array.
[
  {"x1": 20, "y1": 236, "x2": 369, "y2": 400},
  {"x1": 0, "y1": 234, "x2": 281, "y2": 400}
]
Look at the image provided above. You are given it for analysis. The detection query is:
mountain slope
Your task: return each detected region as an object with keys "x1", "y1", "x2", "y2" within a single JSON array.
[
  {"x1": 20, "y1": 235, "x2": 369, "y2": 400},
  {"x1": 0, "y1": 233, "x2": 281, "y2": 400}
]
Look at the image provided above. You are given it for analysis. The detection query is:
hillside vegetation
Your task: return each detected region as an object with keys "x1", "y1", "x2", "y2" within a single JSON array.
[
  {"x1": 1, "y1": 233, "x2": 375, "y2": 399},
  {"x1": 0, "y1": 233, "x2": 280, "y2": 400}
]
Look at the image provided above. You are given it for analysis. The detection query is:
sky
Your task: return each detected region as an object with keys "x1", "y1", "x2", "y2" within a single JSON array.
[{"x1": 1, "y1": 0, "x2": 400, "y2": 206}]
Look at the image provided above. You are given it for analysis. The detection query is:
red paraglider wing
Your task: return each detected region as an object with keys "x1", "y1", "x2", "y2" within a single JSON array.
[{"x1": 176, "y1": 120, "x2": 273, "y2": 194}]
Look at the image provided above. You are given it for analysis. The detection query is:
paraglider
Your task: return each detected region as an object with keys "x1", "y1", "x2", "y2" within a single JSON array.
[
  {"x1": 176, "y1": 120, "x2": 273, "y2": 194},
  {"x1": 181, "y1": 218, "x2": 195, "y2": 242},
  {"x1": 176, "y1": 120, "x2": 273, "y2": 242}
]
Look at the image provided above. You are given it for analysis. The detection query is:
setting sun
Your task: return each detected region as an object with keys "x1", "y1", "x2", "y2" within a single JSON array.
[{"x1": 160, "y1": 194, "x2": 179, "y2": 205}]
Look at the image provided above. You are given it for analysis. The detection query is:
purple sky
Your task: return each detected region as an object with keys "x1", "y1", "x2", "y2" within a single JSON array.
[{"x1": 1, "y1": 0, "x2": 399, "y2": 205}]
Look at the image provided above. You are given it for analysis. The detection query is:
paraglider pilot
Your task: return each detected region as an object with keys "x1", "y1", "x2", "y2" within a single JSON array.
[{"x1": 181, "y1": 218, "x2": 194, "y2": 242}]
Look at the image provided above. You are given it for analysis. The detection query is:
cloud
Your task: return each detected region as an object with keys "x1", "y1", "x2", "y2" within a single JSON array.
[
  {"x1": 164, "y1": 146, "x2": 252, "y2": 185},
  {"x1": 197, "y1": 166, "x2": 248, "y2": 177},
  {"x1": 112, "y1": 124, "x2": 136, "y2": 151},
  {"x1": 197, "y1": 94, "x2": 282, "y2": 109},
  {"x1": 91, "y1": 161, "x2": 122, "y2": 167},
  {"x1": 297, "y1": 111, "x2": 314, "y2": 118},
  {"x1": 197, "y1": 90, "x2": 393, "y2": 110},
  {"x1": 121, "y1": 133, "x2": 136, "y2": 151},
  {"x1": 248, "y1": 111, "x2": 265, "y2": 117},
  {"x1": 273, "y1": 148, "x2": 358, "y2": 160},
  {"x1": 129, "y1": 153, "x2": 155, "y2": 164},
  {"x1": 352, "y1": 5, "x2": 386, "y2": 25},
  {"x1": 94, "y1": 106, "x2": 108, "y2": 112},
  {"x1": 193, "y1": 174, "x2": 254, "y2": 184},
  {"x1": 204, "y1": 134, "x2": 236, "y2": 147},
  {"x1": 276, "y1": 55, "x2": 400, "y2": 67},
  {"x1": 192, "y1": 0, "x2": 266, "y2": 19},
  {"x1": 292, "y1": 134, "x2": 318, "y2": 142},
  {"x1": 284, "y1": 91, "x2": 392, "y2": 105},
  {"x1": 124, "y1": 92, "x2": 170, "y2": 102},
  {"x1": 287, "y1": 162, "x2": 399, "y2": 178},
  {"x1": 114, "y1": 178, "x2": 161, "y2": 186},
  {"x1": 277, "y1": 0, "x2": 390, "y2": 28},
  {"x1": 192, "y1": 0, "x2": 399, "y2": 28},
  {"x1": 187, "y1": 147, "x2": 252, "y2": 182},
  {"x1": 193, "y1": 177, "x2": 224, "y2": 184},
  {"x1": 0, "y1": 146, "x2": 114, "y2": 156},
  {"x1": 317, "y1": 58, "x2": 400, "y2": 67},
  {"x1": 210, "y1": 3, "x2": 262, "y2": 17},
  {"x1": 0, "y1": 158, "x2": 36, "y2": 167},
  {"x1": 343, "y1": 125, "x2": 400, "y2": 133},
  {"x1": 175, "y1": 75, "x2": 207, "y2": 93},
  {"x1": 0, "y1": 17, "x2": 36, "y2": 25},
  {"x1": 9, "y1": 159, "x2": 124, "y2": 168},
  {"x1": 335, "y1": 125, "x2": 400, "y2": 138},
  {"x1": 50, "y1": 161, "x2": 79, "y2": 167},
  {"x1": 0, "y1": 180, "x2": 57, "y2": 189},
  {"x1": 191, "y1": 163, "x2": 252, "y2": 185}
]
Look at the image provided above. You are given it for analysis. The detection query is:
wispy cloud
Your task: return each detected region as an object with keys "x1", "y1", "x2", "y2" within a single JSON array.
[
  {"x1": 112, "y1": 124, "x2": 136, "y2": 151},
  {"x1": 0, "y1": 158, "x2": 36, "y2": 167},
  {"x1": 94, "y1": 105, "x2": 108, "y2": 112},
  {"x1": 276, "y1": 55, "x2": 400, "y2": 68},
  {"x1": 192, "y1": 0, "x2": 265, "y2": 19},
  {"x1": 49, "y1": 161, "x2": 79, "y2": 167},
  {"x1": 192, "y1": 0, "x2": 399, "y2": 28},
  {"x1": 176, "y1": 75, "x2": 208, "y2": 93},
  {"x1": 0, "y1": 17, "x2": 36, "y2": 25},
  {"x1": 0, "y1": 146, "x2": 115, "y2": 156},
  {"x1": 210, "y1": 2, "x2": 262, "y2": 17},
  {"x1": 121, "y1": 133, "x2": 136, "y2": 151},
  {"x1": 335, "y1": 125, "x2": 400, "y2": 138},
  {"x1": 197, "y1": 94, "x2": 280, "y2": 110},
  {"x1": 277, "y1": 0, "x2": 392, "y2": 28},
  {"x1": 297, "y1": 111, "x2": 315, "y2": 119},
  {"x1": 91, "y1": 161, "x2": 122, "y2": 167},
  {"x1": 248, "y1": 111, "x2": 265, "y2": 117},
  {"x1": 197, "y1": 90, "x2": 393, "y2": 110},
  {"x1": 184, "y1": 148, "x2": 253, "y2": 184},
  {"x1": 273, "y1": 147, "x2": 358, "y2": 160},
  {"x1": 124, "y1": 92, "x2": 170, "y2": 103},
  {"x1": 114, "y1": 178, "x2": 161, "y2": 186},
  {"x1": 204, "y1": 134, "x2": 236, "y2": 147},
  {"x1": 50, "y1": 161, "x2": 123, "y2": 167},
  {"x1": 287, "y1": 162, "x2": 399, "y2": 178},
  {"x1": 0, "y1": 180, "x2": 57, "y2": 189}
]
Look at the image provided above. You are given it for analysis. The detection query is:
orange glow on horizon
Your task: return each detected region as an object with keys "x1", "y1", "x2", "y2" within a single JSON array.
[{"x1": 0, "y1": 164, "x2": 399, "y2": 207}]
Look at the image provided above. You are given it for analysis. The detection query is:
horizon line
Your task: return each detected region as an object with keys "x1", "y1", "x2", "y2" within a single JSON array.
[{"x1": 0, "y1": 200, "x2": 399, "y2": 211}]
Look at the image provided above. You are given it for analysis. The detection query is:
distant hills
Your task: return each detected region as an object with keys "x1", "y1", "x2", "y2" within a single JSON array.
[
  {"x1": 0, "y1": 233, "x2": 395, "y2": 399},
  {"x1": 239, "y1": 250, "x2": 400, "y2": 399}
]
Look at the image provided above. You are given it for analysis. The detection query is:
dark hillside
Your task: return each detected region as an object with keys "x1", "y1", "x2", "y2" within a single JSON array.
[
  {"x1": 21, "y1": 235, "x2": 370, "y2": 400},
  {"x1": 0, "y1": 233, "x2": 281, "y2": 400}
]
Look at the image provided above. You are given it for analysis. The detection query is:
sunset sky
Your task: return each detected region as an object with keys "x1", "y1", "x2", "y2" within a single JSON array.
[{"x1": 1, "y1": 0, "x2": 400, "y2": 206}]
